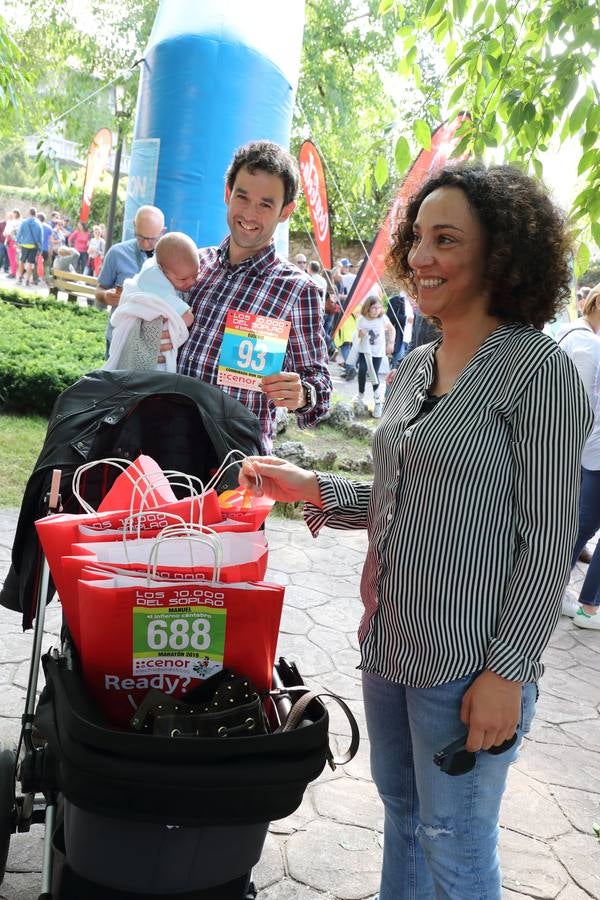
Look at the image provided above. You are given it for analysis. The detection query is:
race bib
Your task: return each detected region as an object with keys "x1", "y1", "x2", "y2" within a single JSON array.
[
  {"x1": 132, "y1": 605, "x2": 227, "y2": 680},
  {"x1": 217, "y1": 311, "x2": 291, "y2": 391}
]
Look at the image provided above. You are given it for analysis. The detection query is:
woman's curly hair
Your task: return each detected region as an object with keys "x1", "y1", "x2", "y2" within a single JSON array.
[{"x1": 388, "y1": 162, "x2": 573, "y2": 329}]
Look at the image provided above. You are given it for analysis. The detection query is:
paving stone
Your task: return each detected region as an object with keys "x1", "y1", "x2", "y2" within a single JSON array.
[
  {"x1": 541, "y1": 646, "x2": 577, "y2": 671},
  {"x1": 279, "y1": 604, "x2": 313, "y2": 635},
  {"x1": 331, "y1": 648, "x2": 361, "y2": 677},
  {"x1": 534, "y1": 692, "x2": 598, "y2": 725},
  {"x1": 259, "y1": 880, "x2": 330, "y2": 900},
  {"x1": 287, "y1": 820, "x2": 381, "y2": 899},
  {"x1": 267, "y1": 545, "x2": 313, "y2": 574},
  {"x1": 541, "y1": 670, "x2": 600, "y2": 709},
  {"x1": 290, "y1": 572, "x2": 359, "y2": 599},
  {"x1": 348, "y1": 632, "x2": 360, "y2": 651},
  {"x1": 269, "y1": 793, "x2": 317, "y2": 836},
  {"x1": 266, "y1": 569, "x2": 291, "y2": 586},
  {"x1": 500, "y1": 770, "x2": 570, "y2": 839},
  {"x1": 547, "y1": 628, "x2": 579, "y2": 652},
  {"x1": 343, "y1": 737, "x2": 373, "y2": 782},
  {"x1": 5, "y1": 827, "x2": 44, "y2": 873},
  {"x1": 570, "y1": 642, "x2": 600, "y2": 672},
  {"x1": 567, "y1": 665, "x2": 600, "y2": 693},
  {"x1": 515, "y1": 742, "x2": 600, "y2": 793},
  {"x1": 308, "y1": 626, "x2": 351, "y2": 655},
  {"x1": 556, "y1": 883, "x2": 596, "y2": 899},
  {"x1": 314, "y1": 670, "x2": 363, "y2": 702},
  {"x1": 0, "y1": 635, "x2": 35, "y2": 665},
  {"x1": 552, "y1": 832, "x2": 600, "y2": 898},
  {"x1": 526, "y1": 723, "x2": 578, "y2": 747},
  {"x1": 0, "y1": 663, "x2": 16, "y2": 685},
  {"x1": 550, "y1": 785, "x2": 600, "y2": 834},
  {"x1": 0, "y1": 719, "x2": 23, "y2": 749},
  {"x1": 312, "y1": 776, "x2": 383, "y2": 832},
  {"x1": 253, "y1": 832, "x2": 285, "y2": 890},
  {"x1": 560, "y1": 718, "x2": 600, "y2": 752},
  {"x1": 571, "y1": 628, "x2": 600, "y2": 653},
  {"x1": 0, "y1": 609, "x2": 23, "y2": 633},
  {"x1": 502, "y1": 891, "x2": 531, "y2": 899},
  {"x1": 282, "y1": 584, "x2": 329, "y2": 610},
  {"x1": 12, "y1": 660, "x2": 46, "y2": 693},
  {"x1": 0, "y1": 871, "x2": 45, "y2": 899},
  {"x1": 301, "y1": 545, "x2": 366, "y2": 575},
  {"x1": 0, "y1": 684, "x2": 27, "y2": 718},
  {"x1": 275, "y1": 633, "x2": 333, "y2": 676},
  {"x1": 499, "y1": 829, "x2": 569, "y2": 898},
  {"x1": 308, "y1": 598, "x2": 363, "y2": 633}
]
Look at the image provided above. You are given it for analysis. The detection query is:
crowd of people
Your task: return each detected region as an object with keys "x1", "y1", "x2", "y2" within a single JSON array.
[{"x1": 0, "y1": 207, "x2": 106, "y2": 285}]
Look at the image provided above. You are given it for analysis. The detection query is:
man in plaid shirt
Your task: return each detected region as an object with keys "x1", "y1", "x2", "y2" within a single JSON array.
[{"x1": 177, "y1": 141, "x2": 332, "y2": 452}]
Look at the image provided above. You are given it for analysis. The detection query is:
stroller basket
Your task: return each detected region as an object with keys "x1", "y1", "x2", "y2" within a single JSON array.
[{"x1": 36, "y1": 647, "x2": 331, "y2": 827}]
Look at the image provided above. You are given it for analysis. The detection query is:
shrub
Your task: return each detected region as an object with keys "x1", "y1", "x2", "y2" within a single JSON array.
[{"x1": 0, "y1": 290, "x2": 106, "y2": 415}]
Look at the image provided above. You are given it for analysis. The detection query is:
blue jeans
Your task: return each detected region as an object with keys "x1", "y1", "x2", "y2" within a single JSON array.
[
  {"x1": 363, "y1": 671, "x2": 537, "y2": 900},
  {"x1": 571, "y1": 466, "x2": 600, "y2": 607},
  {"x1": 358, "y1": 353, "x2": 382, "y2": 394}
]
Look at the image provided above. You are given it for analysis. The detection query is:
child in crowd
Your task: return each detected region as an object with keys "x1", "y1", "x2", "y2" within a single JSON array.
[
  {"x1": 355, "y1": 295, "x2": 395, "y2": 418},
  {"x1": 103, "y1": 232, "x2": 197, "y2": 372},
  {"x1": 86, "y1": 224, "x2": 105, "y2": 276}
]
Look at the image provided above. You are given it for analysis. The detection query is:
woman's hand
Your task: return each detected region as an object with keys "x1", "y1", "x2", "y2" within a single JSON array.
[
  {"x1": 460, "y1": 669, "x2": 522, "y2": 752},
  {"x1": 239, "y1": 456, "x2": 323, "y2": 507}
]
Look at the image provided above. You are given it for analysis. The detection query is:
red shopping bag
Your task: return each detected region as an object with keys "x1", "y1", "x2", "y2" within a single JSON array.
[
  {"x1": 97, "y1": 455, "x2": 177, "y2": 512},
  {"x1": 36, "y1": 492, "x2": 223, "y2": 603},
  {"x1": 59, "y1": 531, "x2": 269, "y2": 651},
  {"x1": 218, "y1": 488, "x2": 275, "y2": 529},
  {"x1": 76, "y1": 570, "x2": 285, "y2": 727}
]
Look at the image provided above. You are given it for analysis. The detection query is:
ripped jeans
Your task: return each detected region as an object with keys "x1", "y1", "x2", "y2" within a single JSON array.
[{"x1": 362, "y1": 670, "x2": 537, "y2": 900}]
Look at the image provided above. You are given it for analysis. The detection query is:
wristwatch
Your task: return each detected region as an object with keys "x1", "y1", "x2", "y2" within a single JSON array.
[{"x1": 298, "y1": 380, "x2": 317, "y2": 412}]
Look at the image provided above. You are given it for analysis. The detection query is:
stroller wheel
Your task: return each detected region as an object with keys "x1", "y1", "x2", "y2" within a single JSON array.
[{"x1": 0, "y1": 741, "x2": 17, "y2": 884}]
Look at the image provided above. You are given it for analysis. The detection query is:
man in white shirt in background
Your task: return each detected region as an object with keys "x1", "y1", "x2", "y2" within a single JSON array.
[{"x1": 338, "y1": 257, "x2": 356, "y2": 295}]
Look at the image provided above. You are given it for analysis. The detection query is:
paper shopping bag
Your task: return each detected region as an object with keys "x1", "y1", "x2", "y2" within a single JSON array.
[
  {"x1": 76, "y1": 571, "x2": 285, "y2": 727},
  {"x1": 97, "y1": 455, "x2": 177, "y2": 512},
  {"x1": 73, "y1": 531, "x2": 268, "y2": 581},
  {"x1": 218, "y1": 487, "x2": 275, "y2": 529},
  {"x1": 59, "y1": 531, "x2": 269, "y2": 646},
  {"x1": 36, "y1": 491, "x2": 223, "y2": 602}
]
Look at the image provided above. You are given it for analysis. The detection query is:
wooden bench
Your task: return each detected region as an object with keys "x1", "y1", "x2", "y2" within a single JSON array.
[{"x1": 48, "y1": 269, "x2": 98, "y2": 306}]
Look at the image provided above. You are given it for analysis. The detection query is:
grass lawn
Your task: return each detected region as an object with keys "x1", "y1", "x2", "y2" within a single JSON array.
[
  {"x1": 0, "y1": 408, "x2": 372, "y2": 510},
  {"x1": 0, "y1": 412, "x2": 48, "y2": 507}
]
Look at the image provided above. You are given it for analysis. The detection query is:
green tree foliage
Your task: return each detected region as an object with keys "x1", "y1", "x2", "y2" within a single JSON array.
[
  {"x1": 0, "y1": 14, "x2": 29, "y2": 114},
  {"x1": 377, "y1": 0, "x2": 600, "y2": 263},
  {"x1": 294, "y1": 0, "x2": 423, "y2": 242}
]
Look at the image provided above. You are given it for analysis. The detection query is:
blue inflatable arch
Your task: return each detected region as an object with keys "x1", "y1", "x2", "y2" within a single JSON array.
[{"x1": 123, "y1": 0, "x2": 305, "y2": 256}]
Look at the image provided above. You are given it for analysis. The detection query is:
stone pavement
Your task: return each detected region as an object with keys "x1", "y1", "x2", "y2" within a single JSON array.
[{"x1": 0, "y1": 507, "x2": 599, "y2": 899}]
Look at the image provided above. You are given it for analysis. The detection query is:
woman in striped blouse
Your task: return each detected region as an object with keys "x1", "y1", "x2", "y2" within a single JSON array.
[{"x1": 241, "y1": 162, "x2": 591, "y2": 899}]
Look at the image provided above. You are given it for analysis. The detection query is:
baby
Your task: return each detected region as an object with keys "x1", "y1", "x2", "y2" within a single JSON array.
[{"x1": 103, "y1": 232, "x2": 198, "y2": 372}]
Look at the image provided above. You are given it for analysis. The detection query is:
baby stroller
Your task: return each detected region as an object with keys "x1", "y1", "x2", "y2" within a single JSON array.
[{"x1": 0, "y1": 370, "x2": 358, "y2": 899}]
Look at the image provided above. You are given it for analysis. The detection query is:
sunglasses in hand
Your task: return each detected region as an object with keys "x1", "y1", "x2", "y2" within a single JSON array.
[{"x1": 433, "y1": 732, "x2": 518, "y2": 776}]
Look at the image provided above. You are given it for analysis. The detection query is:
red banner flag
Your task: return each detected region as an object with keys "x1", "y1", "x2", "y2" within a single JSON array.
[
  {"x1": 334, "y1": 118, "x2": 468, "y2": 335},
  {"x1": 299, "y1": 140, "x2": 333, "y2": 270},
  {"x1": 79, "y1": 127, "x2": 113, "y2": 223}
]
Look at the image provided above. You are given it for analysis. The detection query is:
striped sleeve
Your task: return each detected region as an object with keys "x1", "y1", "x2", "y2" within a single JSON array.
[
  {"x1": 485, "y1": 350, "x2": 592, "y2": 682},
  {"x1": 303, "y1": 473, "x2": 372, "y2": 536}
]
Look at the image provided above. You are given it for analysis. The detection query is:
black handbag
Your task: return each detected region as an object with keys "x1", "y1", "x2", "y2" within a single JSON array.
[{"x1": 130, "y1": 670, "x2": 268, "y2": 738}]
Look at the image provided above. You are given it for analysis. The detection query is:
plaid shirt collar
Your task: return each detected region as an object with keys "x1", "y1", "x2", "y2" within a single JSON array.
[{"x1": 216, "y1": 236, "x2": 278, "y2": 275}]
